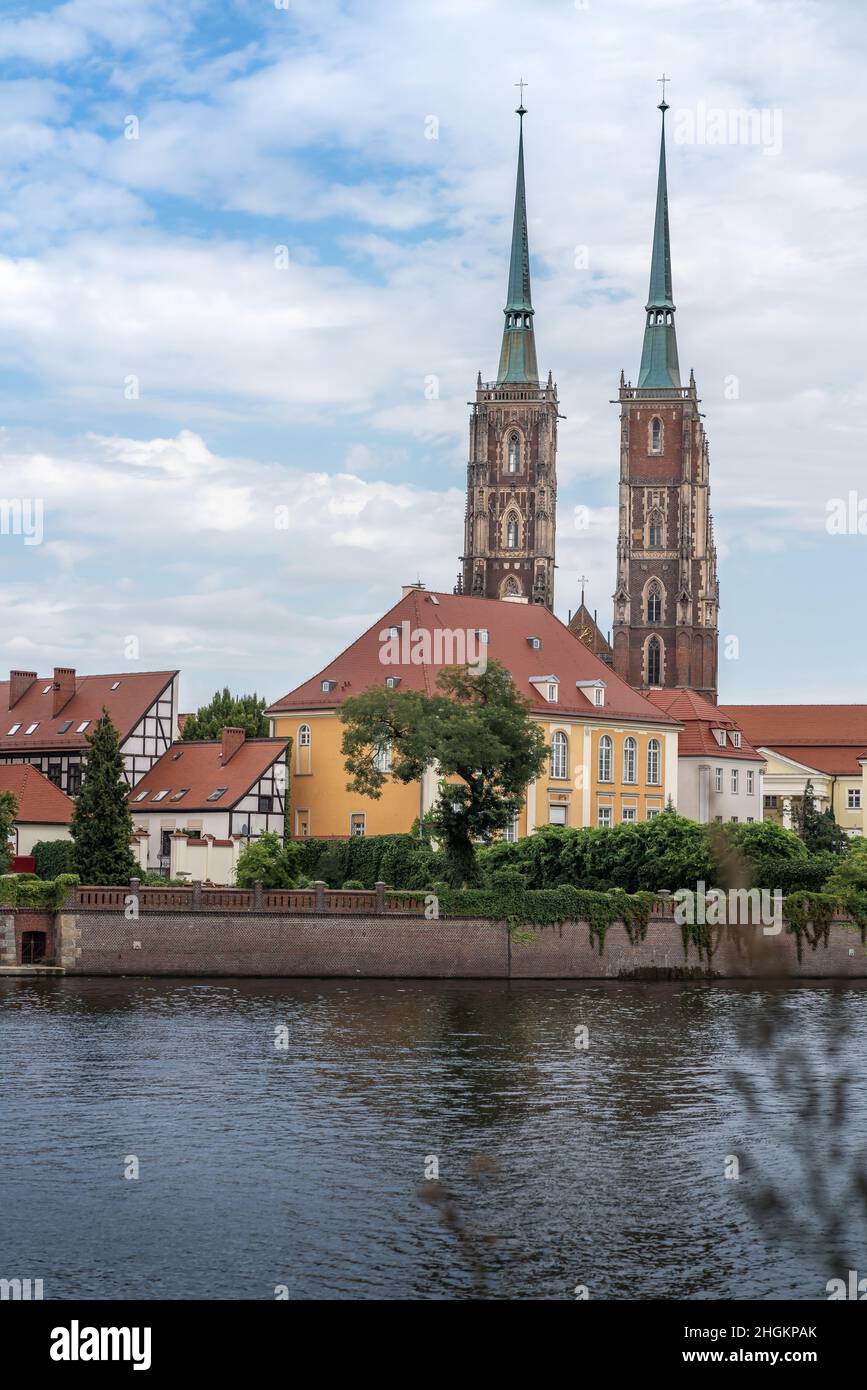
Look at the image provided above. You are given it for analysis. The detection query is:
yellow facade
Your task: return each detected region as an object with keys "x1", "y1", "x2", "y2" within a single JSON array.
[
  {"x1": 272, "y1": 708, "x2": 679, "y2": 839},
  {"x1": 760, "y1": 748, "x2": 865, "y2": 838}
]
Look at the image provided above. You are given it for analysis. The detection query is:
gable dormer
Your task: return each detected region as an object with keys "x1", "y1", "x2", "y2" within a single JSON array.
[
  {"x1": 529, "y1": 674, "x2": 559, "y2": 703},
  {"x1": 576, "y1": 678, "x2": 606, "y2": 709}
]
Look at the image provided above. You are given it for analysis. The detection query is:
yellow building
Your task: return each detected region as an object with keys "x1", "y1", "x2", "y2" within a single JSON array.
[
  {"x1": 267, "y1": 587, "x2": 681, "y2": 839},
  {"x1": 721, "y1": 705, "x2": 867, "y2": 838}
]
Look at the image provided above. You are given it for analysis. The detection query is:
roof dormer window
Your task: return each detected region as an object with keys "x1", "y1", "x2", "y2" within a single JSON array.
[
  {"x1": 526, "y1": 637, "x2": 541, "y2": 650},
  {"x1": 548, "y1": 683, "x2": 558, "y2": 703},
  {"x1": 713, "y1": 729, "x2": 726, "y2": 747},
  {"x1": 477, "y1": 629, "x2": 489, "y2": 645},
  {"x1": 321, "y1": 679, "x2": 337, "y2": 692},
  {"x1": 731, "y1": 731, "x2": 741, "y2": 749},
  {"x1": 385, "y1": 676, "x2": 401, "y2": 689}
]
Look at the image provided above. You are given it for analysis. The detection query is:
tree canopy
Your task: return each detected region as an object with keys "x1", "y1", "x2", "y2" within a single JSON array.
[
  {"x1": 181, "y1": 688, "x2": 269, "y2": 740},
  {"x1": 339, "y1": 661, "x2": 548, "y2": 884}
]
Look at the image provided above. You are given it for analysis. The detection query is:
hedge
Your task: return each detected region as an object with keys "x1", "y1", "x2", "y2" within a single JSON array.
[
  {"x1": 32, "y1": 840, "x2": 76, "y2": 881},
  {"x1": 0, "y1": 873, "x2": 80, "y2": 909},
  {"x1": 297, "y1": 834, "x2": 446, "y2": 890}
]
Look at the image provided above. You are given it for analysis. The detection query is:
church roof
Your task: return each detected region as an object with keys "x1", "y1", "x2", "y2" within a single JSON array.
[
  {"x1": 567, "y1": 603, "x2": 613, "y2": 660},
  {"x1": 267, "y1": 590, "x2": 679, "y2": 728},
  {"x1": 720, "y1": 704, "x2": 867, "y2": 776},
  {"x1": 637, "y1": 100, "x2": 681, "y2": 389},
  {"x1": 646, "y1": 689, "x2": 762, "y2": 761}
]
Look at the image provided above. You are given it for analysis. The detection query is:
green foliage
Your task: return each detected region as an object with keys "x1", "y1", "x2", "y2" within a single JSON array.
[
  {"x1": 181, "y1": 688, "x2": 269, "y2": 740},
  {"x1": 341, "y1": 879, "x2": 365, "y2": 890},
  {"x1": 339, "y1": 661, "x2": 548, "y2": 886},
  {"x1": 824, "y1": 837, "x2": 867, "y2": 896},
  {"x1": 0, "y1": 790, "x2": 17, "y2": 874},
  {"x1": 0, "y1": 873, "x2": 79, "y2": 909},
  {"x1": 783, "y1": 891, "x2": 840, "y2": 962},
  {"x1": 234, "y1": 832, "x2": 302, "y2": 889},
  {"x1": 295, "y1": 833, "x2": 446, "y2": 890},
  {"x1": 70, "y1": 710, "x2": 138, "y2": 885},
  {"x1": 793, "y1": 780, "x2": 849, "y2": 855},
  {"x1": 33, "y1": 839, "x2": 76, "y2": 880},
  {"x1": 433, "y1": 884, "x2": 656, "y2": 953}
]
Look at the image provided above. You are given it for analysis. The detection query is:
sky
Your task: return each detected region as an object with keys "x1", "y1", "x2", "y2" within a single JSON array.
[{"x1": 0, "y1": 0, "x2": 865, "y2": 712}]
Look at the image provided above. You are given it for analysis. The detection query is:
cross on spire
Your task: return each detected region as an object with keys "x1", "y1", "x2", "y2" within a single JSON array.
[
  {"x1": 577, "y1": 574, "x2": 589, "y2": 606},
  {"x1": 657, "y1": 72, "x2": 670, "y2": 111},
  {"x1": 515, "y1": 77, "x2": 528, "y2": 115}
]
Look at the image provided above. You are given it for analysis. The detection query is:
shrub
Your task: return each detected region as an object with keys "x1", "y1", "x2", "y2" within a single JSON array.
[
  {"x1": 33, "y1": 840, "x2": 76, "y2": 880},
  {"x1": 235, "y1": 833, "x2": 303, "y2": 889},
  {"x1": 0, "y1": 873, "x2": 80, "y2": 909},
  {"x1": 824, "y1": 837, "x2": 867, "y2": 897},
  {"x1": 295, "y1": 834, "x2": 443, "y2": 889},
  {"x1": 341, "y1": 879, "x2": 365, "y2": 890}
]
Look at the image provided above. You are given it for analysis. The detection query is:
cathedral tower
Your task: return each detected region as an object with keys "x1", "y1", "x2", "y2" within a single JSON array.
[
  {"x1": 612, "y1": 93, "x2": 719, "y2": 700},
  {"x1": 459, "y1": 101, "x2": 559, "y2": 607}
]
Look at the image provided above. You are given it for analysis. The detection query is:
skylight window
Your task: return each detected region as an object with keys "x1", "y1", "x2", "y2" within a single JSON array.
[
  {"x1": 43, "y1": 684, "x2": 53, "y2": 695},
  {"x1": 57, "y1": 720, "x2": 73, "y2": 734},
  {"x1": 132, "y1": 791, "x2": 149, "y2": 802},
  {"x1": 76, "y1": 721, "x2": 90, "y2": 733},
  {"x1": 170, "y1": 789, "x2": 190, "y2": 802},
  {"x1": 171, "y1": 750, "x2": 184, "y2": 760},
  {"x1": 24, "y1": 722, "x2": 39, "y2": 735},
  {"x1": 7, "y1": 723, "x2": 21, "y2": 735},
  {"x1": 110, "y1": 681, "x2": 121, "y2": 691},
  {"x1": 207, "y1": 787, "x2": 228, "y2": 802},
  {"x1": 151, "y1": 790, "x2": 169, "y2": 802}
]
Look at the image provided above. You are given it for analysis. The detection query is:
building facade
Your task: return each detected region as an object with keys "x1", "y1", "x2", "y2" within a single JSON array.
[
  {"x1": 612, "y1": 100, "x2": 719, "y2": 702},
  {"x1": 646, "y1": 689, "x2": 763, "y2": 825},
  {"x1": 459, "y1": 104, "x2": 559, "y2": 609},
  {"x1": 267, "y1": 587, "x2": 681, "y2": 840},
  {"x1": 0, "y1": 667, "x2": 179, "y2": 795}
]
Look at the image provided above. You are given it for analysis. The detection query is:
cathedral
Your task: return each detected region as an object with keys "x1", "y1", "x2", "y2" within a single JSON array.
[
  {"x1": 458, "y1": 100, "x2": 559, "y2": 608},
  {"x1": 457, "y1": 92, "x2": 720, "y2": 701}
]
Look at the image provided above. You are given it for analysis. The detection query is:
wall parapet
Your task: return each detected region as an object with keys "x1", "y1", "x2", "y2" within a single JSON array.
[{"x1": 70, "y1": 880, "x2": 427, "y2": 917}]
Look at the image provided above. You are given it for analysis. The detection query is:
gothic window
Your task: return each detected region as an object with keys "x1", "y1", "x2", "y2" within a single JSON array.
[
  {"x1": 648, "y1": 510, "x2": 663, "y2": 548},
  {"x1": 508, "y1": 433, "x2": 520, "y2": 473},
  {"x1": 598, "y1": 734, "x2": 613, "y2": 783},
  {"x1": 647, "y1": 738, "x2": 661, "y2": 785},
  {"x1": 623, "y1": 736, "x2": 637, "y2": 784},
  {"x1": 647, "y1": 636, "x2": 662, "y2": 686},
  {"x1": 551, "y1": 731, "x2": 568, "y2": 780},
  {"x1": 506, "y1": 513, "x2": 519, "y2": 549},
  {"x1": 651, "y1": 416, "x2": 662, "y2": 452},
  {"x1": 647, "y1": 581, "x2": 662, "y2": 624},
  {"x1": 502, "y1": 576, "x2": 521, "y2": 597}
]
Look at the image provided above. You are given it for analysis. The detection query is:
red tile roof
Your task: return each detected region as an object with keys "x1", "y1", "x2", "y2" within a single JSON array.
[
  {"x1": 0, "y1": 670, "x2": 177, "y2": 754},
  {"x1": 266, "y1": 590, "x2": 679, "y2": 726},
  {"x1": 720, "y1": 705, "x2": 867, "y2": 776},
  {"x1": 128, "y1": 737, "x2": 288, "y2": 813},
  {"x1": 646, "y1": 689, "x2": 763, "y2": 761},
  {"x1": 0, "y1": 764, "x2": 74, "y2": 824}
]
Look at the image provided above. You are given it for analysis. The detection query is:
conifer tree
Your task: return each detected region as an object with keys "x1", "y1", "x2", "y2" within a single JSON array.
[
  {"x1": 181, "y1": 688, "x2": 269, "y2": 740},
  {"x1": 70, "y1": 708, "x2": 138, "y2": 884}
]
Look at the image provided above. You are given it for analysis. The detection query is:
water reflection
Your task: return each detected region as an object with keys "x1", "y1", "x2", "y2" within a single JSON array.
[{"x1": 1, "y1": 978, "x2": 865, "y2": 1300}]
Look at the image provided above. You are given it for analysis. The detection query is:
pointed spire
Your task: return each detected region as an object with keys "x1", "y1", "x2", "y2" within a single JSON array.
[
  {"x1": 497, "y1": 100, "x2": 539, "y2": 385},
  {"x1": 638, "y1": 89, "x2": 681, "y2": 389}
]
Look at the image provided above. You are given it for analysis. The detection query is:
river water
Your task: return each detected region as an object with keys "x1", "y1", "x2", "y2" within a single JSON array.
[{"x1": 2, "y1": 977, "x2": 865, "y2": 1300}]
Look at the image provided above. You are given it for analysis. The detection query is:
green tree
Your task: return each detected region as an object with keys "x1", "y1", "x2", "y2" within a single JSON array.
[
  {"x1": 824, "y1": 837, "x2": 867, "y2": 897},
  {"x1": 235, "y1": 832, "x2": 302, "y2": 888},
  {"x1": 0, "y1": 791, "x2": 18, "y2": 873},
  {"x1": 70, "y1": 709, "x2": 138, "y2": 884},
  {"x1": 794, "y1": 780, "x2": 849, "y2": 855},
  {"x1": 181, "y1": 688, "x2": 269, "y2": 740},
  {"x1": 339, "y1": 661, "x2": 548, "y2": 886}
]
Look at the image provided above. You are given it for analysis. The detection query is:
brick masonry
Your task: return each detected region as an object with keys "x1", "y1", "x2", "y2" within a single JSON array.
[{"x1": 51, "y1": 910, "x2": 867, "y2": 979}]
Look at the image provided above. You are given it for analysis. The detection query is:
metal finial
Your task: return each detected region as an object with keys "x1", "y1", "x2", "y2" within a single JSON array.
[
  {"x1": 657, "y1": 72, "x2": 670, "y2": 112},
  {"x1": 515, "y1": 77, "x2": 528, "y2": 117}
]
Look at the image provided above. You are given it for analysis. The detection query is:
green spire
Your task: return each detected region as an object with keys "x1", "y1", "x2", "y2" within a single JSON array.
[
  {"x1": 497, "y1": 104, "x2": 539, "y2": 385},
  {"x1": 638, "y1": 98, "x2": 681, "y2": 389}
]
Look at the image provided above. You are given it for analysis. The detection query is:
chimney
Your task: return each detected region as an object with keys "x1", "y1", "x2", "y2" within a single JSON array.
[
  {"x1": 221, "y1": 726, "x2": 245, "y2": 764},
  {"x1": 52, "y1": 667, "x2": 76, "y2": 718},
  {"x1": 9, "y1": 670, "x2": 37, "y2": 707},
  {"x1": 401, "y1": 581, "x2": 425, "y2": 598}
]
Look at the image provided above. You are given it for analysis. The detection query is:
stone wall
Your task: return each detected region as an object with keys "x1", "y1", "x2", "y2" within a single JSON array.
[{"x1": 52, "y1": 910, "x2": 867, "y2": 979}]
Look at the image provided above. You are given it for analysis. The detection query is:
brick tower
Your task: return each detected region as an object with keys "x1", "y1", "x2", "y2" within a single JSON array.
[
  {"x1": 458, "y1": 101, "x2": 559, "y2": 607},
  {"x1": 612, "y1": 93, "x2": 719, "y2": 700}
]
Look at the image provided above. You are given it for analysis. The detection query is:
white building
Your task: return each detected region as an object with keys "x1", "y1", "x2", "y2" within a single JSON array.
[{"x1": 646, "y1": 689, "x2": 764, "y2": 824}]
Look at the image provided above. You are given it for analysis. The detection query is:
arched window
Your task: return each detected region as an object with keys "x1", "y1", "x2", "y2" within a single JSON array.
[
  {"x1": 647, "y1": 737, "x2": 661, "y2": 785},
  {"x1": 373, "y1": 741, "x2": 392, "y2": 774},
  {"x1": 598, "y1": 734, "x2": 613, "y2": 783},
  {"x1": 503, "y1": 576, "x2": 521, "y2": 597},
  {"x1": 651, "y1": 417, "x2": 662, "y2": 451},
  {"x1": 506, "y1": 513, "x2": 519, "y2": 549},
  {"x1": 296, "y1": 723, "x2": 312, "y2": 776},
  {"x1": 647, "y1": 637, "x2": 662, "y2": 685},
  {"x1": 551, "y1": 731, "x2": 568, "y2": 780},
  {"x1": 623, "y1": 736, "x2": 637, "y2": 783},
  {"x1": 647, "y1": 581, "x2": 661, "y2": 624},
  {"x1": 507, "y1": 432, "x2": 520, "y2": 473},
  {"x1": 648, "y1": 510, "x2": 663, "y2": 548}
]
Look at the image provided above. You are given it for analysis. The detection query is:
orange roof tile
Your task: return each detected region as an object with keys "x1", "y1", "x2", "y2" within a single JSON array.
[
  {"x1": 0, "y1": 670, "x2": 177, "y2": 754},
  {"x1": 721, "y1": 705, "x2": 867, "y2": 776},
  {"x1": 0, "y1": 764, "x2": 74, "y2": 824},
  {"x1": 646, "y1": 689, "x2": 763, "y2": 761},
  {"x1": 128, "y1": 737, "x2": 288, "y2": 813},
  {"x1": 266, "y1": 590, "x2": 679, "y2": 727}
]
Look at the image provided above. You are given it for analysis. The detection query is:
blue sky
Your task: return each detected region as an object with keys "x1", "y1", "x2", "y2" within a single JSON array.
[{"x1": 0, "y1": 0, "x2": 865, "y2": 710}]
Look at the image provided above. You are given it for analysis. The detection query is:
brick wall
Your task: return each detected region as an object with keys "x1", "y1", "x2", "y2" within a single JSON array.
[{"x1": 54, "y1": 910, "x2": 867, "y2": 979}]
